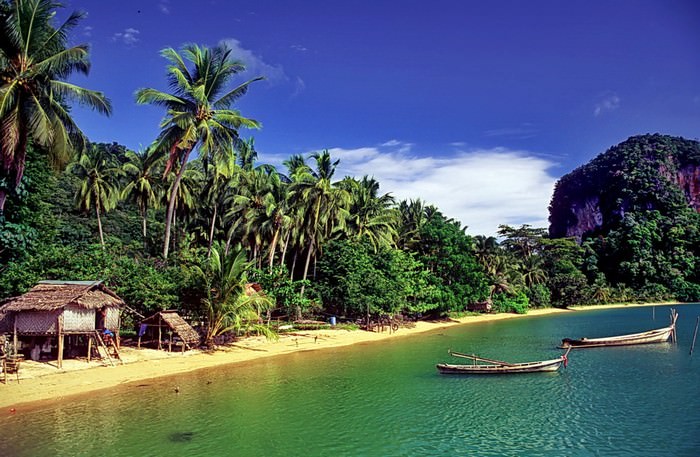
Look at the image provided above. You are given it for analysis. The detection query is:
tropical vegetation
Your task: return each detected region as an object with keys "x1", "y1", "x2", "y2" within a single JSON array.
[{"x1": 1, "y1": 2, "x2": 698, "y2": 345}]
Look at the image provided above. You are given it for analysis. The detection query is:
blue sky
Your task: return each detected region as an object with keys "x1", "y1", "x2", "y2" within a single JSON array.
[{"x1": 64, "y1": 0, "x2": 700, "y2": 236}]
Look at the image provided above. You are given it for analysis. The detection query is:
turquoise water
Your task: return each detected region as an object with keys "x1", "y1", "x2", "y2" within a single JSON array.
[{"x1": 2, "y1": 304, "x2": 699, "y2": 456}]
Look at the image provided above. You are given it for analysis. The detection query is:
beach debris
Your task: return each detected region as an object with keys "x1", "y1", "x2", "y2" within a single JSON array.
[{"x1": 174, "y1": 385, "x2": 180, "y2": 394}]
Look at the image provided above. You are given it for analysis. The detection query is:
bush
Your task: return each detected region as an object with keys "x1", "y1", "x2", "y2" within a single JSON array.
[{"x1": 493, "y1": 292, "x2": 529, "y2": 314}]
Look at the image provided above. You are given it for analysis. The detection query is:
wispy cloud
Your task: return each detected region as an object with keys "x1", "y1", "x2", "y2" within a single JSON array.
[
  {"x1": 112, "y1": 28, "x2": 140, "y2": 45},
  {"x1": 82, "y1": 25, "x2": 93, "y2": 37},
  {"x1": 159, "y1": 1, "x2": 170, "y2": 14},
  {"x1": 484, "y1": 123, "x2": 538, "y2": 139},
  {"x1": 292, "y1": 77, "x2": 306, "y2": 97},
  {"x1": 380, "y1": 139, "x2": 413, "y2": 154},
  {"x1": 291, "y1": 44, "x2": 308, "y2": 52},
  {"x1": 220, "y1": 38, "x2": 287, "y2": 84},
  {"x1": 594, "y1": 93, "x2": 621, "y2": 116},
  {"x1": 267, "y1": 144, "x2": 557, "y2": 237}
]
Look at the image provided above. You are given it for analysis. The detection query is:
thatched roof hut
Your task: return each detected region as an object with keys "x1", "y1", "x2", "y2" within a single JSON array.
[
  {"x1": 2, "y1": 280, "x2": 122, "y2": 314},
  {"x1": 0, "y1": 280, "x2": 124, "y2": 367},
  {"x1": 139, "y1": 311, "x2": 200, "y2": 350}
]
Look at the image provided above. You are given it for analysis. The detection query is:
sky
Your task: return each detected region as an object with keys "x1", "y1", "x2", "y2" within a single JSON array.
[{"x1": 62, "y1": 0, "x2": 700, "y2": 236}]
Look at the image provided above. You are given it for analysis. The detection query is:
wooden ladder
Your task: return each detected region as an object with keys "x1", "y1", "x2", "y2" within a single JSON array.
[{"x1": 92, "y1": 331, "x2": 123, "y2": 365}]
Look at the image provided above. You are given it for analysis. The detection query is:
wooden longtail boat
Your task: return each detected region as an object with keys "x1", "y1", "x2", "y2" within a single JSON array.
[
  {"x1": 436, "y1": 348, "x2": 571, "y2": 375},
  {"x1": 560, "y1": 308, "x2": 678, "y2": 349}
]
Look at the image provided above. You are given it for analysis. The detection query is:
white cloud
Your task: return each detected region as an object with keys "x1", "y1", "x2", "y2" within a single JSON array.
[
  {"x1": 220, "y1": 38, "x2": 287, "y2": 84},
  {"x1": 83, "y1": 26, "x2": 93, "y2": 37},
  {"x1": 112, "y1": 28, "x2": 140, "y2": 45},
  {"x1": 594, "y1": 93, "x2": 621, "y2": 116},
  {"x1": 159, "y1": 1, "x2": 170, "y2": 14},
  {"x1": 268, "y1": 144, "x2": 557, "y2": 237},
  {"x1": 333, "y1": 145, "x2": 556, "y2": 236},
  {"x1": 291, "y1": 44, "x2": 308, "y2": 52},
  {"x1": 292, "y1": 77, "x2": 306, "y2": 97}
]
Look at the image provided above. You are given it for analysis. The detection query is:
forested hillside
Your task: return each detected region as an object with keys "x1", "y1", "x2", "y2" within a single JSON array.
[{"x1": 549, "y1": 134, "x2": 700, "y2": 300}]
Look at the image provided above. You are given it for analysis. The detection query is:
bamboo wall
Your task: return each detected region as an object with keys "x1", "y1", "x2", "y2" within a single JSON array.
[
  {"x1": 16, "y1": 310, "x2": 60, "y2": 334},
  {"x1": 105, "y1": 307, "x2": 120, "y2": 330},
  {"x1": 64, "y1": 307, "x2": 95, "y2": 332}
]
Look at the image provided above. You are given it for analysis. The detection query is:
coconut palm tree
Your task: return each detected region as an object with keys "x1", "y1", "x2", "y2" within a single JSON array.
[
  {"x1": 339, "y1": 176, "x2": 397, "y2": 251},
  {"x1": 121, "y1": 147, "x2": 163, "y2": 244},
  {"x1": 396, "y1": 198, "x2": 427, "y2": 250},
  {"x1": 196, "y1": 243, "x2": 276, "y2": 347},
  {"x1": 201, "y1": 145, "x2": 237, "y2": 257},
  {"x1": 135, "y1": 43, "x2": 262, "y2": 258},
  {"x1": 70, "y1": 144, "x2": 122, "y2": 247},
  {"x1": 288, "y1": 150, "x2": 350, "y2": 297},
  {"x1": 0, "y1": 0, "x2": 112, "y2": 213}
]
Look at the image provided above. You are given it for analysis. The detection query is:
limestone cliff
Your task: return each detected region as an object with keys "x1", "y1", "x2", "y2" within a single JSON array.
[{"x1": 549, "y1": 134, "x2": 700, "y2": 240}]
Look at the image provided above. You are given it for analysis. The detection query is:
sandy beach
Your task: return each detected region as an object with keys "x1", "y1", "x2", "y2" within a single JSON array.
[{"x1": 0, "y1": 303, "x2": 667, "y2": 410}]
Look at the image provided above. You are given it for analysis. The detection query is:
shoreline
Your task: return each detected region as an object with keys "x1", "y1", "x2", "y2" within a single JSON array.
[{"x1": 0, "y1": 302, "x2": 676, "y2": 410}]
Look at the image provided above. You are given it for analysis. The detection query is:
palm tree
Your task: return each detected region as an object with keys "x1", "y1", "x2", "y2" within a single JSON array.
[
  {"x1": 70, "y1": 144, "x2": 122, "y2": 247},
  {"x1": 396, "y1": 198, "x2": 427, "y2": 250},
  {"x1": 135, "y1": 43, "x2": 262, "y2": 258},
  {"x1": 121, "y1": 147, "x2": 163, "y2": 244},
  {"x1": 339, "y1": 176, "x2": 397, "y2": 251},
  {"x1": 201, "y1": 145, "x2": 237, "y2": 257},
  {"x1": 288, "y1": 150, "x2": 350, "y2": 297},
  {"x1": 0, "y1": 0, "x2": 112, "y2": 213},
  {"x1": 196, "y1": 243, "x2": 276, "y2": 347},
  {"x1": 165, "y1": 161, "x2": 203, "y2": 249}
]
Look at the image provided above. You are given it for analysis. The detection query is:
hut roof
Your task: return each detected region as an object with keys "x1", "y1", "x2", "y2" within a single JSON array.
[
  {"x1": 141, "y1": 311, "x2": 200, "y2": 346},
  {"x1": 0, "y1": 281, "x2": 124, "y2": 312}
]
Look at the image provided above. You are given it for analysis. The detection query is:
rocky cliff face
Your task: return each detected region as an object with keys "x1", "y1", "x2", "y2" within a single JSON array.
[{"x1": 549, "y1": 134, "x2": 700, "y2": 240}]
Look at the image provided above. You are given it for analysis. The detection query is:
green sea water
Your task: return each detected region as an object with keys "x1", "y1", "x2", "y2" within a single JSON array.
[{"x1": 2, "y1": 304, "x2": 699, "y2": 456}]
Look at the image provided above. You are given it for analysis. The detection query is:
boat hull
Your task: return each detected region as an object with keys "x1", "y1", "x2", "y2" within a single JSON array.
[
  {"x1": 436, "y1": 358, "x2": 564, "y2": 375},
  {"x1": 561, "y1": 327, "x2": 673, "y2": 349}
]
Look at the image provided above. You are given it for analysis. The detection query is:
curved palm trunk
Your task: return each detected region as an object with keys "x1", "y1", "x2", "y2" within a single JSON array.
[
  {"x1": 279, "y1": 230, "x2": 291, "y2": 268},
  {"x1": 268, "y1": 226, "x2": 281, "y2": 271},
  {"x1": 207, "y1": 205, "x2": 218, "y2": 258},
  {"x1": 96, "y1": 203, "x2": 105, "y2": 249},
  {"x1": 299, "y1": 236, "x2": 315, "y2": 298},
  {"x1": 163, "y1": 147, "x2": 193, "y2": 259}
]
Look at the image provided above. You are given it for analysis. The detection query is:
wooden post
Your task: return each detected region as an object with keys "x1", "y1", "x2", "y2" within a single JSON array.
[
  {"x1": 13, "y1": 314, "x2": 18, "y2": 356},
  {"x1": 57, "y1": 314, "x2": 64, "y2": 369},
  {"x1": 137, "y1": 335, "x2": 141, "y2": 349},
  {"x1": 168, "y1": 331, "x2": 172, "y2": 352},
  {"x1": 158, "y1": 315, "x2": 162, "y2": 350},
  {"x1": 87, "y1": 336, "x2": 93, "y2": 363},
  {"x1": 690, "y1": 316, "x2": 699, "y2": 356}
]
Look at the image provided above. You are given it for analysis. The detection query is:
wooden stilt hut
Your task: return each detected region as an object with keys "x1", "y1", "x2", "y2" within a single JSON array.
[
  {"x1": 0, "y1": 280, "x2": 124, "y2": 368},
  {"x1": 138, "y1": 311, "x2": 200, "y2": 351}
]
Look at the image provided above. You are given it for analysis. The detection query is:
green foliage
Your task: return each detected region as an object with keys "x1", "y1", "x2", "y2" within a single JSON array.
[
  {"x1": 526, "y1": 283, "x2": 551, "y2": 308},
  {"x1": 414, "y1": 211, "x2": 490, "y2": 312},
  {"x1": 249, "y1": 266, "x2": 312, "y2": 319},
  {"x1": 492, "y1": 291, "x2": 529, "y2": 314},
  {"x1": 314, "y1": 239, "x2": 440, "y2": 318},
  {"x1": 195, "y1": 244, "x2": 276, "y2": 345}
]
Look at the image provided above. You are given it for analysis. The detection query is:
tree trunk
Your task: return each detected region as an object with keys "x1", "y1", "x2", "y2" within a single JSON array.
[
  {"x1": 0, "y1": 190, "x2": 6, "y2": 214},
  {"x1": 268, "y1": 226, "x2": 280, "y2": 271},
  {"x1": 279, "y1": 230, "x2": 290, "y2": 268},
  {"x1": 299, "y1": 237, "x2": 315, "y2": 298},
  {"x1": 162, "y1": 147, "x2": 193, "y2": 259},
  {"x1": 207, "y1": 204, "x2": 218, "y2": 258},
  {"x1": 96, "y1": 203, "x2": 105, "y2": 249},
  {"x1": 290, "y1": 251, "x2": 298, "y2": 281},
  {"x1": 141, "y1": 205, "x2": 148, "y2": 250}
]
